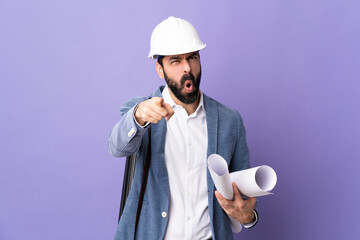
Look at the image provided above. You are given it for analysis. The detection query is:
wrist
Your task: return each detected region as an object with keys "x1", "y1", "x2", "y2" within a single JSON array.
[
  {"x1": 134, "y1": 103, "x2": 146, "y2": 126},
  {"x1": 242, "y1": 210, "x2": 258, "y2": 229},
  {"x1": 242, "y1": 211, "x2": 255, "y2": 225}
]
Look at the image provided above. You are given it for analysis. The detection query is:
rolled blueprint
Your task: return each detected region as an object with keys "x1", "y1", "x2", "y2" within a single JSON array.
[
  {"x1": 207, "y1": 154, "x2": 277, "y2": 232},
  {"x1": 208, "y1": 154, "x2": 242, "y2": 233},
  {"x1": 230, "y1": 165, "x2": 277, "y2": 197}
]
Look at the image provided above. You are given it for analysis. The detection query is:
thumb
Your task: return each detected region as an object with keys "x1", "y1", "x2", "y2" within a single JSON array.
[{"x1": 232, "y1": 182, "x2": 243, "y2": 202}]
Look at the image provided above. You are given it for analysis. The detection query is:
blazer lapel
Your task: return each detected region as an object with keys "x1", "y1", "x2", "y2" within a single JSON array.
[
  {"x1": 151, "y1": 86, "x2": 170, "y2": 195},
  {"x1": 203, "y1": 93, "x2": 218, "y2": 160},
  {"x1": 203, "y1": 94, "x2": 218, "y2": 221}
]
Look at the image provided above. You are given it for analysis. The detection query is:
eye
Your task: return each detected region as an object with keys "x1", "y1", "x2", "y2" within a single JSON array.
[
  {"x1": 189, "y1": 55, "x2": 198, "y2": 60},
  {"x1": 170, "y1": 59, "x2": 179, "y2": 64}
]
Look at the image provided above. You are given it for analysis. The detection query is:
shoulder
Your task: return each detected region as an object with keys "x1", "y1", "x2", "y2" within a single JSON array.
[{"x1": 204, "y1": 94, "x2": 242, "y2": 121}]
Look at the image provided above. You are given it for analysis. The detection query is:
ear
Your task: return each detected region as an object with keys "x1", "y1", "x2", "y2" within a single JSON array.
[{"x1": 156, "y1": 62, "x2": 165, "y2": 79}]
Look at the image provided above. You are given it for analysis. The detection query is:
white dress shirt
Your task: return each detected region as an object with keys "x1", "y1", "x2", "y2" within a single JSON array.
[{"x1": 161, "y1": 85, "x2": 211, "y2": 240}]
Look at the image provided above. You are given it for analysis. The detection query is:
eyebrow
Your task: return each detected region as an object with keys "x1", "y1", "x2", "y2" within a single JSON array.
[
  {"x1": 169, "y1": 56, "x2": 182, "y2": 61},
  {"x1": 169, "y1": 53, "x2": 199, "y2": 62}
]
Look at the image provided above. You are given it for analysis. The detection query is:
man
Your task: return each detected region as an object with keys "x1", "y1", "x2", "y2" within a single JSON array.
[{"x1": 108, "y1": 16, "x2": 258, "y2": 240}]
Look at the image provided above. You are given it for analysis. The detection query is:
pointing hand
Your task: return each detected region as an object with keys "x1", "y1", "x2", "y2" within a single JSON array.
[{"x1": 135, "y1": 97, "x2": 174, "y2": 126}]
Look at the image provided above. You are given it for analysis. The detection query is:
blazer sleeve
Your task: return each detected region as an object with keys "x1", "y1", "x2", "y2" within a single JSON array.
[
  {"x1": 108, "y1": 96, "x2": 149, "y2": 157},
  {"x1": 229, "y1": 111, "x2": 250, "y2": 172},
  {"x1": 229, "y1": 110, "x2": 260, "y2": 226}
]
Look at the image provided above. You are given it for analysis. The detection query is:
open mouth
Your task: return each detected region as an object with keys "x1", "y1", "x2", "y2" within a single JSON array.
[{"x1": 184, "y1": 80, "x2": 193, "y2": 93}]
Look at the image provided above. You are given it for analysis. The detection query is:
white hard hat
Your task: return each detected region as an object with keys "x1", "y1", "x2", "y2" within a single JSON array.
[{"x1": 148, "y1": 16, "x2": 206, "y2": 59}]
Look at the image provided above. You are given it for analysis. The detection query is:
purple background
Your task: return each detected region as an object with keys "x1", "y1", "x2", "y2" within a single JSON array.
[{"x1": 1, "y1": 0, "x2": 359, "y2": 239}]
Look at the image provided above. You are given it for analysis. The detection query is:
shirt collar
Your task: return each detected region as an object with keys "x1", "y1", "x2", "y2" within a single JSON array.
[{"x1": 162, "y1": 85, "x2": 205, "y2": 115}]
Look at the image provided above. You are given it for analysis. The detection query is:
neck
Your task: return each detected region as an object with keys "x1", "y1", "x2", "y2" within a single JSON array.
[{"x1": 168, "y1": 89, "x2": 200, "y2": 115}]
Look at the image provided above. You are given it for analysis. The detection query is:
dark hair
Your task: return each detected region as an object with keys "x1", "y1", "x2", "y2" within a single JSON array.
[{"x1": 157, "y1": 55, "x2": 164, "y2": 67}]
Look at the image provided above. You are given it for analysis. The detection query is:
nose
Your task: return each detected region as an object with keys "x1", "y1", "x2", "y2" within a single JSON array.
[{"x1": 183, "y1": 60, "x2": 191, "y2": 73}]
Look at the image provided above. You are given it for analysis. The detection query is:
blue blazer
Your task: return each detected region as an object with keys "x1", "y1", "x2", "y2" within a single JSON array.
[{"x1": 108, "y1": 86, "x2": 255, "y2": 240}]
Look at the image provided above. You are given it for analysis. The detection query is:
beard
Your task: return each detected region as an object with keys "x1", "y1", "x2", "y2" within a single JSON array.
[{"x1": 164, "y1": 69, "x2": 201, "y2": 104}]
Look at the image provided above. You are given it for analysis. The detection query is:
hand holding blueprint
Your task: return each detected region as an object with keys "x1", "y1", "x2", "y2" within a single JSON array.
[{"x1": 207, "y1": 154, "x2": 277, "y2": 232}]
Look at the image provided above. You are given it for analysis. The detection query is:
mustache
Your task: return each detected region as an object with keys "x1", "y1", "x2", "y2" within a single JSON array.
[{"x1": 180, "y1": 73, "x2": 195, "y2": 85}]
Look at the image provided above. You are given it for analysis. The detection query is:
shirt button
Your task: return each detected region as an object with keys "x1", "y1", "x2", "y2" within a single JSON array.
[
  {"x1": 187, "y1": 191, "x2": 190, "y2": 196},
  {"x1": 162, "y1": 212, "x2": 167, "y2": 218}
]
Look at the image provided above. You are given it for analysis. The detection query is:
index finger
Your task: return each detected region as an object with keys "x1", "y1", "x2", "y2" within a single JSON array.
[
  {"x1": 148, "y1": 98, "x2": 169, "y2": 117},
  {"x1": 152, "y1": 104, "x2": 169, "y2": 117},
  {"x1": 162, "y1": 103, "x2": 174, "y2": 121}
]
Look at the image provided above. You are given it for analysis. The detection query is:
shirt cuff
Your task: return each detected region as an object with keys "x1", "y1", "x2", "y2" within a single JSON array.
[
  {"x1": 133, "y1": 103, "x2": 150, "y2": 129},
  {"x1": 242, "y1": 209, "x2": 258, "y2": 229}
]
